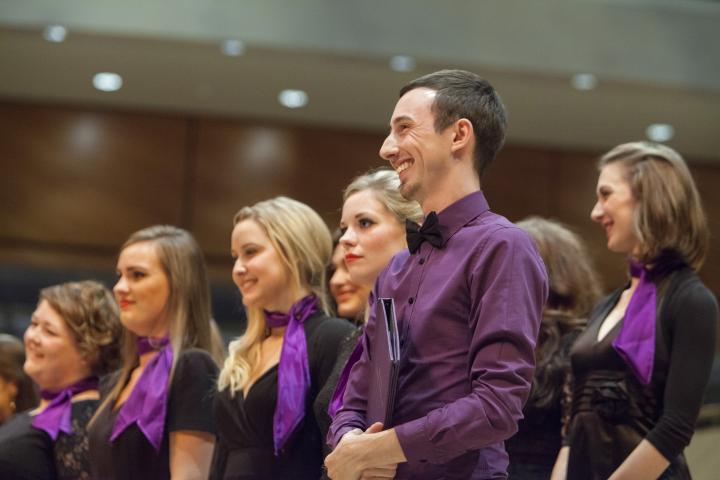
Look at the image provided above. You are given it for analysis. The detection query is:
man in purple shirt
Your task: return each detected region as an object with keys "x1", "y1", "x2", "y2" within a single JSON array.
[{"x1": 325, "y1": 70, "x2": 548, "y2": 479}]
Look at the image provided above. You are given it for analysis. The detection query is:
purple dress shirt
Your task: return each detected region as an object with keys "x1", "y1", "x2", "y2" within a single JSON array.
[{"x1": 328, "y1": 191, "x2": 548, "y2": 479}]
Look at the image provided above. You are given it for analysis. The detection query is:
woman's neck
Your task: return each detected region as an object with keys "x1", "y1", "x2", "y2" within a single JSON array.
[
  {"x1": 33, "y1": 375, "x2": 98, "y2": 414},
  {"x1": 138, "y1": 349, "x2": 160, "y2": 368},
  {"x1": 267, "y1": 326, "x2": 287, "y2": 338}
]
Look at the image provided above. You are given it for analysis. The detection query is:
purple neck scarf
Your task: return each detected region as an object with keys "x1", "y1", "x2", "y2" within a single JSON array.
[
  {"x1": 263, "y1": 295, "x2": 319, "y2": 456},
  {"x1": 328, "y1": 338, "x2": 363, "y2": 418},
  {"x1": 612, "y1": 261, "x2": 657, "y2": 386},
  {"x1": 111, "y1": 336, "x2": 173, "y2": 452},
  {"x1": 32, "y1": 376, "x2": 99, "y2": 439}
]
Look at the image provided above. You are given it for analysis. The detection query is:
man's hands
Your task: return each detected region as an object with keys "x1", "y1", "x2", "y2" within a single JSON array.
[{"x1": 325, "y1": 422, "x2": 405, "y2": 480}]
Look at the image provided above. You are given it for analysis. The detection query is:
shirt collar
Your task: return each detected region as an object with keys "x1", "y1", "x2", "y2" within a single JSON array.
[{"x1": 433, "y1": 190, "x2": 489, "y2": 246}]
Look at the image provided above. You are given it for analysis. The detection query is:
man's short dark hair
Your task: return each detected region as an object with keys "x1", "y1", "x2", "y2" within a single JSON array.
[{"x1": 400, "y1": 69, "x2": 507, "y2": 177}]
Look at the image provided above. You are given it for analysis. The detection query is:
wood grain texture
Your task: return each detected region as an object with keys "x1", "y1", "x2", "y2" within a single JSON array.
[{"x1": 1, "y1": 101, "x2": 718, "y2": 302}]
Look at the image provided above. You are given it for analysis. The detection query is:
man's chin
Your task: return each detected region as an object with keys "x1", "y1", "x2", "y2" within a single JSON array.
[{"x1": 399, "y1": 182, "x2": 419, "y2": 201}]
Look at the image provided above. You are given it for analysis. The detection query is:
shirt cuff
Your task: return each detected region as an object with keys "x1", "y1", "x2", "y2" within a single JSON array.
[
  {"x1": 331, "y1": 426, "x2": 357, "y2": 448},
  {"x1": 394, "y1": 417, "x2": 437, "y2": 464}
]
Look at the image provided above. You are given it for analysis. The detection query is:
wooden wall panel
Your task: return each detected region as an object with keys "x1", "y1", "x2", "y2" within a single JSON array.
[
  {"x1": 484, "y1": 146, "x2": 552, "y2": 221},
  {"x1": 0, "y1": 101, "x2": 718, "y2": 301},
  {"x1": 0, "y1": 103, "x2": 188, "y2": 250},
  {"x1": 548, "y1": 151, "x2": 626, "y2": 291},
  {"x1": 691, "y1": 163, "x2": 720, "y2": 298},
  {"x1": 190, "y1": 119, "x2": 384, "y2": 257}
]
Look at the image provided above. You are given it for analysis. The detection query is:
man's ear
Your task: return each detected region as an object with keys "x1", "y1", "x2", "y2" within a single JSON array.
[{"x1": 450, "y1": 118, "x2": 473, "y2": 155}]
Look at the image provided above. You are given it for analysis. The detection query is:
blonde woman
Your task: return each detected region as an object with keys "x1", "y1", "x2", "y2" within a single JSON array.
[
  {"x1": 88, "y1": 225, "x2": 223, "y2": 480},
  {"x1": 211, "y1": 197, "x2": 354, "y2": 479},
  {"x1": 314, "y1": 168, "x2": 423, "y2": 449}
]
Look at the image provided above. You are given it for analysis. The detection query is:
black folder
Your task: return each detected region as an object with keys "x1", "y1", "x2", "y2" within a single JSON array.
[{"x1": 366, "y1": 297, "x2": 401, "y2": 428}]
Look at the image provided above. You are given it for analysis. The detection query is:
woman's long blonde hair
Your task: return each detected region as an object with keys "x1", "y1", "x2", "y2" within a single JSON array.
[
  {"x1": 92, "y1": 225, "x2": 223, "y2": 422},
  {"x1": 218, "y1": 197, "x2": 332, "y2": 396}
]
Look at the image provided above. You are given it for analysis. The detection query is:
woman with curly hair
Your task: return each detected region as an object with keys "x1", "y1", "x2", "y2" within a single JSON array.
[
  {"x1": 0, "y1": 280, "x2": 122, "y2": 479},
  {"x1": 506, "y1": 217, "x2": 601, "y2": 479}
]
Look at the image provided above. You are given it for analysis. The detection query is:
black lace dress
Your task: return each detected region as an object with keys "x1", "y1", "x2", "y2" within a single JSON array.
[
  {"x1": 0, "y1": 399, "x2": 98, "y2": 480},
  {"x1": 54, "y1": 400, "x2": 97, "y2": 480}
]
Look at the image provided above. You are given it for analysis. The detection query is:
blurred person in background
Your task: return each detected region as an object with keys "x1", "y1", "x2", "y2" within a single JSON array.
[
  {"x1": 326, "y1": 228, "x2": 370, "y2": 325},
  {"x1": 0, "y1": 280, "x2": 121, "y2": 480},
  {"x1": 553, "y1": 142, "x2": 718, "y2": 480},
  {"x1": 0, "y1": 333, "x2": 38, "y2": 424},
  {"x1": 89, "y1": 225, "x2": 222, "y2": 480},
  {"x1": 506, "y1": 217, "x2": 601, "y2": 479}
]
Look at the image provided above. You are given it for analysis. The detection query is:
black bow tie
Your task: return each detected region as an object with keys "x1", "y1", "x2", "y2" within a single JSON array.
[{"x1": 405, "y1": 211, "x2": 444, "y2": 254}]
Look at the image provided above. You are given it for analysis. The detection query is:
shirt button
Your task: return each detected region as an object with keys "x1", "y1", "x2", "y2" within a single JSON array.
[
  {"x1": 419, "y1": 258, "x2": 425, "y2": 265},
  {"x1": 408, "y1": 297, "x2": 414, "y2": 305}
]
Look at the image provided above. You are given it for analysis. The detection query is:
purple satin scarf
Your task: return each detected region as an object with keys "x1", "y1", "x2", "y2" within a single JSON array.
[
  {"x1": 263, "y1": 295, "x2": 318, "y2": 456},
  {"x1": 32, "y1": 376, "x2": 99, "y2": 439},
  {"x1": 327, "y1": 338, "x2": 363, "y2": 418},
  {"x1": 612, "y1": 261, "x2": 657, "y2": 386},
  {"x1": 111, "y1": 336, "x2": 173, "y2": 452}
]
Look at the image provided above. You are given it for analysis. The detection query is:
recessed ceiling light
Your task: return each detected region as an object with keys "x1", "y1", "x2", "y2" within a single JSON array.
[
  {"x1": 390, "y1": 55, "x2": 416, "y2": 72},
  {"x1": 43, "y1": 25, "x2": 67, "y2": 43},
  {"x1": 92, "y1": 72, "x2": 123, "y2": 92},
  {"x1": 221, "y1": 39, "x2": 245, "y2": 56},
  {"x1": 571, "y1": 73, "x2": 598, "y2": 91},
  {"x1": 278, "y1": 89, "x2": 308, "y2": 109},
  {"x1": 646, "y1": 123, "x2": 674, "y2": 142}
]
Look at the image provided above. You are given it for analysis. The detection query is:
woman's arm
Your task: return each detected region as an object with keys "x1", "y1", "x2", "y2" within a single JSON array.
[
  {"x1": 608, "y1": 439, "x2": 668, "y2": 480},
  {"x1": 550, "y1": 446, "x2": 569, "y2": 480},
  {"x1": 170, "y1": 430, "x2": 215, "y2": 480},
  {"x1": 167, "y1": 350, "x2": 221, "y2": 480},
  {"x1": 612, "y1": 279, "x2": 718, "y2": 479}
]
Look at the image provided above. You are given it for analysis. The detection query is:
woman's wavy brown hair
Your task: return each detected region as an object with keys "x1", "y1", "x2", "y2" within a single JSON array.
[{"x1": 517, "y1": 217, "x2": 602, "y2": 410}]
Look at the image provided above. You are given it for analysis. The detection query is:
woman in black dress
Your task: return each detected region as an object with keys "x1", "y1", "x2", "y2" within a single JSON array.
[
  {"x1": 211, "y1": 196, "x2": 354, "y2": 479},
  {"x1": 0, "y1": 334, "x2": 38, "y2": 425},
  {"x1": 88, "y1": 225, "x2": 223, "y2": 480},
  {"x1": 552, "y1": 142, "x2": 718, "y2": 480},
  {"x1": 0, "y1": 280, "x2": 121, "y2": 480},
  {"x1": 506, "y1": 217, "x2": 601, "y2": 479}
]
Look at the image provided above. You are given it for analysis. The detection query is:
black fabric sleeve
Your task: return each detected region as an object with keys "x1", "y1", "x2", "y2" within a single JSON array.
[
  {"x1": 646, "y1": 281, "x2": 719, "y2": 460},
  {"x1": 167, "y1": 349, "x2": 220, "y2": 435},
  {"x1": 310, "y1": 318, "x2": 356, "y2": 397}
]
